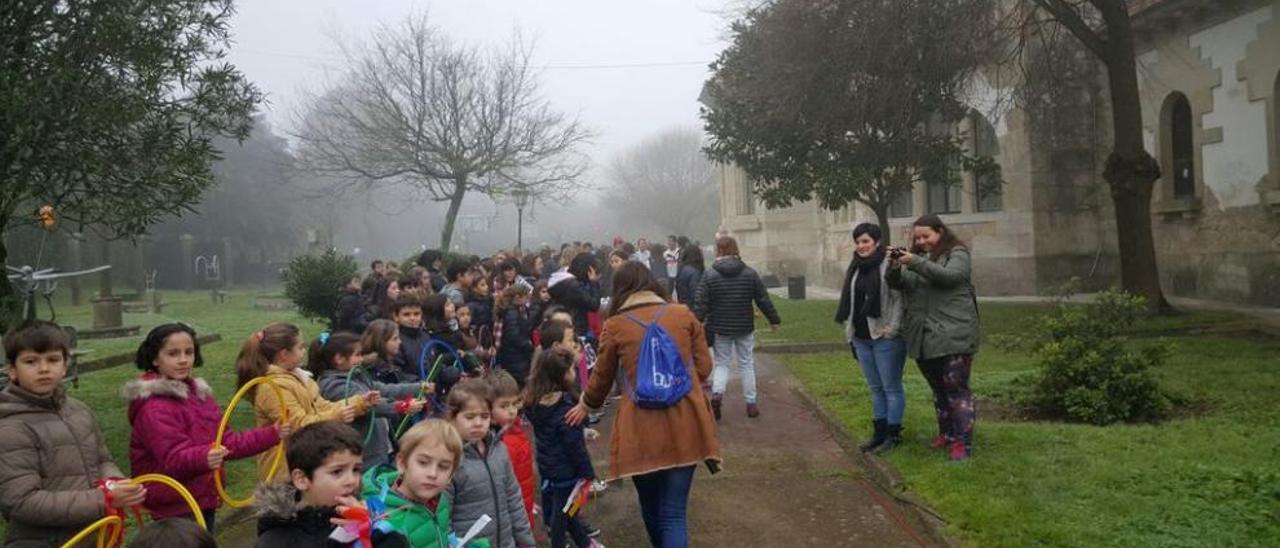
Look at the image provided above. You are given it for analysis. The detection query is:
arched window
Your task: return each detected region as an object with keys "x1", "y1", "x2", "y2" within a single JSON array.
[
  {"x1": 1162, "y1": 92, "x2": 1196, "y2": 199},
  {"x1": 971, "y1": 111, "x2": 1003, "y2": 212}
]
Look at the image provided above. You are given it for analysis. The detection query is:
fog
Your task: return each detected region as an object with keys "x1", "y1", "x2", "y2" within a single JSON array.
[{"x1": 225, "y1": 0, "x2": 730, "y2": 257}]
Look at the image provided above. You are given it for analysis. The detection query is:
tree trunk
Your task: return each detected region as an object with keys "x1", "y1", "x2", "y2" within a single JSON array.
[
  {"x1": 0, "y1": 231, "x2": 19, "y2": 330},
  {"x1": 1098, "y1": 3, "x2": 1169, "y2": 311},
  {"x1": 873, "y1": 203, "x2": 893, "y2": 247},
  {"x1": 438, "y1": 176, "x2": 468, "y2": 252}
]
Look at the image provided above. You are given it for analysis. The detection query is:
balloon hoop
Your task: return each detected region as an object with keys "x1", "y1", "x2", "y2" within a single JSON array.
[
  {"x1": 59, "y1": 515, "x2": 122, "y2": 548},
  {"x1": 214, "y1": 376, "x2": 289, "y2": 508},
  {"x1": 131, "y1": 474, "x2": 207, "y2": 530}
]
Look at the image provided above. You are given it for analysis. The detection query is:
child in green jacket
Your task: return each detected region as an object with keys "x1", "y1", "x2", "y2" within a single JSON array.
[{"x1": 363, "y1": 419, "x2": 489, "y2": 548}]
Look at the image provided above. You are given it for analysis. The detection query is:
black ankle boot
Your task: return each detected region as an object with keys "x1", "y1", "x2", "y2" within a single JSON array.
[
  {"x1": 874, "y1": 424, "x2": 902, "y2": 454},
  {"x1": 711, "y1": 394, "x2": 723, "y2": 421},
  {"x1": 859, "y1": 419, "x2": 887, "y2": 452}
]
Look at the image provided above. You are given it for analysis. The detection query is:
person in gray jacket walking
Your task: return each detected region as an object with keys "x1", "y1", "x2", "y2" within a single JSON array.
[
  {"x1": 835, "y1": 223, "x2": 907, "y2": 454},
  {"x1": 693, "y1": 236, "x2": 781, "y2": 420},
  {"x1": 887, "y1": 214, "x2": 980, "y2": 462}
]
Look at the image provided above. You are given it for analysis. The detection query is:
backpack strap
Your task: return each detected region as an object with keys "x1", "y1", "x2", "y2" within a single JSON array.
[{"x1": 622, "y1": 304, "x2": 669, "y2": 329}]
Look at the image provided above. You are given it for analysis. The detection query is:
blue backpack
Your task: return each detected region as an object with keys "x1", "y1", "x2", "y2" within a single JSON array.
[{"x1": 619, "y1": 305, "x2": 692, "y2": 409}]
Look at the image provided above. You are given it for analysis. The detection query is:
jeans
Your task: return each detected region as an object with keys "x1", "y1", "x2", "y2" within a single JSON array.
[
  {"x1": 851, "y1": 336, "x2": 907, "y2": 425},
  {"x1": 542, "y1": 483, "x2": 592, "y2": 548},
  {"x1": 632, "y1": 465, "x2": 695, "y2": 548},
  {"x1": 917, "y1": 354, "x2": 975, "y2": 448},
  {"x1": 712, "y1": 333, "x2": 756, "y2": 403}
]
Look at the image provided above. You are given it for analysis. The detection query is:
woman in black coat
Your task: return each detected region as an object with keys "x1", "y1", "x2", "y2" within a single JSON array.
[{"x1": 674, "y1": 244, "x2": 705, "y2": 306}]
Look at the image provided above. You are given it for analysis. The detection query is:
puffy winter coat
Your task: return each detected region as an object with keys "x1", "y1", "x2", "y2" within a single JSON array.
[
  {"x1": 254, "y1": 482, "x2": 410, "y2": 548},
  {"x1": 361, "y1": 466, "x2": 481, "y2": 548},
  {"x1": 693, "y1": 256, "x2": 782, "y2": 337},
  {"x1": 496, "y1": 306, "x2": 535, "y2": 383},
  {"x1": 547, "y1": 270, "x2": 600, "y2": 338},
  {"x1": 526, "y1": 393, "x2": 594, "y2": 484},
  {"x1": 447, "y1": 430, "x2": 534, "y2": 548},
  {"x1": 317, "y1": 369, "x2": 424, "y2": 469},
  {"x1": 498, "y1": 422, "x2": 536, "y2": 528},
  {"x1": 886, "y1": 247, "x2": 980, "y2": 360},
  {"x1": 0, "y1": 383, "x2": 124, "y2": 547},
  {"x1": 251, "y1": 366, "x2": 371, "y2": 482},
  {"x1": 123, "y1": 374, "x2": 280, "y2": 518},
  {"x1": 675, "y1": 265, "x2": 703, "y2": 306},
  {"x1": 397, "y1": 324, "x2": 431, "y2": 382},
  {"x1": 334, "y1": 290, "x2": 369, "y2": 333}
]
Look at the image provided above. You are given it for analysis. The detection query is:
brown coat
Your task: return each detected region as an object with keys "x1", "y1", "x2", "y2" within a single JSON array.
[
  {"x1": 584, "y1": 291, "x2": 721, "y2": 481},
  {"x1": 0, "y1": 383, "x2": 124, "y2": 547}
]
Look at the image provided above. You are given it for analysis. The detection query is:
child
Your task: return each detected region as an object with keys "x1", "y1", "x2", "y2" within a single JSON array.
[
  {"x1": 466, "y1": 276, "x2": 495, "y2": 332},
  {"x1": 446, "y1": 379, "x2": 535, "y2": 548},
  {"x1": 236, "y1": 322, "x2": 377, "y2": 482},
  {"x1": 254, "y1": 422, "x2": 409, "y2": 547},
  {"x1": 362, "y1": 419, "x2": 470, "y2": 548},
  {"x1": 124, "y1": 323, "x2": 285, "y2": 531},
  {"x1": 334, "y1": 275, "x2": 369, "y2": 333},
  {"x1": 392, "y1": 295, "x2": 430, "y2": 382},
  {"x1": 529, "y1": 280, "x2": 551, "y2": 327},
  {"x1": 488, "y1": 371, "x2": 535, "y2": 532},
  {"x1": 312, "y1": 332, "x2": 428, "y2": 469},
  {"x1": 441, "y1": 261, "x2": 474, "y2": 308},
  {"x1": 495, "y1": 285, "x2": 535, "y2": 388},
  {"x1": 128, "y1": 517, "x2": 216, "y2": 548},
  {"x1": 0, "y1": 320, "x2": 147, "y2": 546},
  {"x1": 423, "y1": 295, "x2": 477, "y2": 391},
  {"x1": 524, "y1": 348, "x2": 601, "y2": 548},
  {"x1": 362, "y1": 319, "x2": 406, "y2": 384}
]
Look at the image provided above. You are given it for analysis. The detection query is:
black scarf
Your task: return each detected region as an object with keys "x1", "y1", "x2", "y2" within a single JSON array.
[{"x1": 853, "y1": 247, "x2": 885, "y2": 319}]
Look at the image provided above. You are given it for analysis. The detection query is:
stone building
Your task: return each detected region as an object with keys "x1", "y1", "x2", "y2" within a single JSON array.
[{"x1": 715, "y1": 0, "x2": 1280, "y2": 306}]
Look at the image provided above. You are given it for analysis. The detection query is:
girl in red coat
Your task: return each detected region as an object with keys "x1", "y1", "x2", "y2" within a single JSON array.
[{"x1": 123, "y1": 323, "x2": 287, "y2": 531}]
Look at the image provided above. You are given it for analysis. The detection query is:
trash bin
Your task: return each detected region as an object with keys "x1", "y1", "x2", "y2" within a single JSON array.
[{"x1": 787, "y1": 276, "x2": 806, "y2": 300}]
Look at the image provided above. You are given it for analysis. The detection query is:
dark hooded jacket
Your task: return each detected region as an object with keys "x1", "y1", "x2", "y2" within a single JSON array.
[
  {"x1": 396, "y1": 324, "x2": 431, "y2": 382},
  {"x1": 547, "y1": 270, "x2": 600, "y2": 338},
  {"x1": 334, "y1": 288, "x2": 368, "y2": 333},
  {"x1": 693, "y1": 256, "x2": 781, "y2": 337},
  {"x1": 526, "y1": 392, "x2": 595, "y2": 484}
]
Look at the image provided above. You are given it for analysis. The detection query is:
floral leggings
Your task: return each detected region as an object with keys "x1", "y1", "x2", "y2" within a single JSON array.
[{"x1": 917, "y1": 354, "x2": 975, "y2": 448}]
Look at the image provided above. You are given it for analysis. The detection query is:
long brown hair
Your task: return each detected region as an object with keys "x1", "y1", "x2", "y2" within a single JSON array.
[
  {"x1": 608, "y1": 261, "x2": 671, "y2": 316},
  {"x1": 912, "y1": 214, "x2": 966, "y2": 258},
  {"x1": 235, "y1": 322, "x2": 300, "y2": 388},
  {"x1": 360, "y1": 319, "x2": 400, "y2": 361},
  {"x1": 522, "y1": 347, "x2": 576, "y2": 408}
]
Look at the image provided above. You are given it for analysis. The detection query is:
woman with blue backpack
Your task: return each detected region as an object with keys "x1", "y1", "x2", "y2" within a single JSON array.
[{"x1": 566, "y1": 261, "x2": 720, "y2": 548}]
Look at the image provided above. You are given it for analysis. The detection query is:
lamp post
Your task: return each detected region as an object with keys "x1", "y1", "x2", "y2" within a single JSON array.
[{"x1": 513, "y1": 187, "x2": 530, "y2": 251}]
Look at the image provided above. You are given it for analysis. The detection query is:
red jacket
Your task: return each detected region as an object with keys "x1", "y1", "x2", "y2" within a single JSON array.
[
  {"x1": 124, "y1": 374, "x2": 280, "y2": 518},
  {"x1": 500, "y1": 420, "x2": 535, "y2": 526}
]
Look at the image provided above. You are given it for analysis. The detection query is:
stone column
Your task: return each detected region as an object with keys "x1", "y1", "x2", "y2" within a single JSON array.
[
  {"x1": 130, "y1": 238, "x2": 146, "y2": 296},
  {"x1": 90, "y1": 232, "x2": 123, "y2": 330},
  {"x1": 180, "y1": 234, "x2": 195, "y2": 290},
  {"x1": 221, "y1": 237, "x2": 234, "y2": 287},
  {"x1": 66, "y1": 232, "x2": 83, "y2": 306},
  {"x1": 96, "y1": 234, "x2": 112, "y2": 298}
]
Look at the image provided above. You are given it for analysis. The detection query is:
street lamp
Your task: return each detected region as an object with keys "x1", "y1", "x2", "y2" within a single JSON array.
[{"x1": 512, "y1": 187, "x2": 530, "y2": 251}]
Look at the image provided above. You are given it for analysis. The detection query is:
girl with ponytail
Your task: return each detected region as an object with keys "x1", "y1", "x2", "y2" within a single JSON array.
[{"x1": 235, "y1": 322, "x2": 380, "y2": 482}]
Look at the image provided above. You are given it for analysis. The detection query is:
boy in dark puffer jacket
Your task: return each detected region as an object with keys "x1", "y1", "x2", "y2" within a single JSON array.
[{"x1": 254, "y1": 422, "x2": 409, "y2": 548}]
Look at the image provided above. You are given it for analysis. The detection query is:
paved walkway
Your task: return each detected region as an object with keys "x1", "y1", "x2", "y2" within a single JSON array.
[{"x1": 582, "y1": 354, "x2": 931, "y2": 547}]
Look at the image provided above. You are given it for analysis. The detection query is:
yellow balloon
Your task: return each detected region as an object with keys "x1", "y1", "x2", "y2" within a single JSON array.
[{"x1": 213, "y1": 376, "x2": 289, "y2": 508}]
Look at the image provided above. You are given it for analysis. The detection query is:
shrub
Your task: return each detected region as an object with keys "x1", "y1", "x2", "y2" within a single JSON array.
[
  {"x1": 281, "y1": 248, "x2": 358, "y2": 326},
  {"x1": 1011, "y1": 286, "x2": 1171, "y2": 425}
]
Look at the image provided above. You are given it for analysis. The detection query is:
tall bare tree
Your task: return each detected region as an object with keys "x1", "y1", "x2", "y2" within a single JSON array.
[
  {"x1": 291, "y1": 15, "x2": 591, "y2": 250},
  {"x1": 1017, "y1": 0, "x2": 1167, "y2": 310},
  {"x1": 607, "y1": 127, "x2": 719, "y2": 238}
]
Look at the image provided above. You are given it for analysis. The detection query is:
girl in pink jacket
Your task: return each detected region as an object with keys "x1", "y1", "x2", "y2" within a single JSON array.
[{"x1": 122, "y1": 323, "x2": 286, "y2": 531}]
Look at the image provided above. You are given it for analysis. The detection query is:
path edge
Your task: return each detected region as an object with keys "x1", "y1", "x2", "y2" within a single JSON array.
[{"x1": 764, "y1": 352, "x2": 959, "y2": 548}]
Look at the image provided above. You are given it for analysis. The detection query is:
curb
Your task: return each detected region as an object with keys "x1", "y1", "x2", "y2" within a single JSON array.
[
  {"x1": 76, "y1": 334, "x2": 223, "y2": 374},
  {"x1": 767, "y1": 354, "x2": 957, "y2": 548},
  {"x1": 756, "y1": 341, "x2": 849, "y2": 354}
]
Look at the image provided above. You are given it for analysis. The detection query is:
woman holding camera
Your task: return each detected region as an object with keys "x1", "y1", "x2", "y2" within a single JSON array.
[
  {"x1": 835, "y1": 223, "x2": 907, "y2": 454},
  {"x1": 887, "y1": 214, "x2": 980, "y2": 461}
]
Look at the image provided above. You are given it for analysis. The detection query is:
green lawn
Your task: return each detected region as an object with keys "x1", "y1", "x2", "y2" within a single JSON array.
[
  {"x1": 772, "y1": 300, "x2": 1280, "y2": 547},
  {"x1": 2, "y1": 289, "x2": 312, "y2": 540}
]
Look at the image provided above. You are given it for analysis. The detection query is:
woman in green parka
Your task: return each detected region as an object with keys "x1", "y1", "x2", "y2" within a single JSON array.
[
  {"x1": 886, "y1": 214, "x2": 980, "y2": 462},
  {"x1": 362, "y1": 419, "x2": 490, "y2": 548}
]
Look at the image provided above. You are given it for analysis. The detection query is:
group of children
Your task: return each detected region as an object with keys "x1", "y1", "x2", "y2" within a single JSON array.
[{"x1": 0, "y1": 300, "x2": 605, "y2": 547}]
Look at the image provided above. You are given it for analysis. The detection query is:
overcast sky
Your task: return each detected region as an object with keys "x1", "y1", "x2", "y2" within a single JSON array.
[{"x1": 226, "y1": 0, "x2": 729, "y2": 162}]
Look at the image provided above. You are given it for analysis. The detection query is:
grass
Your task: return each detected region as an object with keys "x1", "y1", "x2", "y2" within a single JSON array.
[
  {"x1": 1, "y1": 288, "x2": 312, "y2": 541},
  {"x1": 771, "y1": 300, "x2": 1280, "y2": 547}
]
